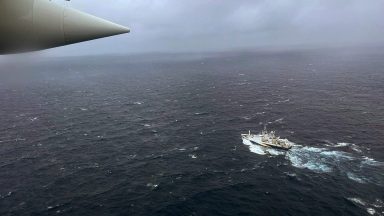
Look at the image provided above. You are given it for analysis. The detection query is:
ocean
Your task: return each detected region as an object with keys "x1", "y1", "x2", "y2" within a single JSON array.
[{"x1": 0, "y1": 48, "x2": 383, "y2": 215}]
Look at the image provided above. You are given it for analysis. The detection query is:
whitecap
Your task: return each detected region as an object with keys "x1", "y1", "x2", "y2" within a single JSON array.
[
  {"x1": 362, "y1": 157, "x2": 384, "y2": 167},
  {"x1": 277, "y1": 99, "x2": 290, "y2": 103},
  {"x1": 333, "y1": 142, "x2": 365, "y2": 154},
  {"x1": 351, "y1": 144, "x2": 363, "y2": 153},
  {"x1": 274, "y1": 118, "x2": 284, "y2": 123},
  {"x1": 284, "y1": 172, "x2": 297, "y2": 177},
  {"x1": 347, "y1": 172, "x2": 366, "y2": 184},
  {"x1": 195, "y1": 112, "x2": 209, "y2": 116},
  {"x1": 146, "y1": 183, "x2": 159, "y2": 189},
  {"x1": 373, "y1": 199, "x2": 384, "y2": 208},
  {"x1": 334, "y1": 142, "x2": 350, "y2": 147},
  {"x1": 347, "y1": 197, "x2": 366, "y2": 206},
  {"x1": 367, "y1": 208, "x2": 376, "y2": 215},
  {"x1": 0, "y1": 192, "x2": 12, "y2": 199},
  {"x1": 323, "y1": 140, "x2": 335, "y2": 146}
]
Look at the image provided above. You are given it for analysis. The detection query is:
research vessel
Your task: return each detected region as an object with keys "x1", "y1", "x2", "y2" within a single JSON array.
[{"x1": 241, "y1": 127, "x2": 293, "y2": 150}]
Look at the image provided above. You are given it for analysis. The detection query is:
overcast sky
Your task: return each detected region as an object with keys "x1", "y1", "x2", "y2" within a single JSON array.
[{"x1": 46, "y1": 0, "x2": 384, "y2": 56}]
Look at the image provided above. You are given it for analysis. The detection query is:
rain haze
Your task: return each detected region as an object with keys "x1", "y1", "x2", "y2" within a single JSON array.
[
  {"x1": 1, "y1": 1, "x2": 384, "y2": 216},
  {"x1": 47, "y1": 0, "x2": 384, "y2": 56}
]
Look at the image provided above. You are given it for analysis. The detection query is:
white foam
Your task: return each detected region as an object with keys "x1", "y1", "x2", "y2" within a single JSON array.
[
  {"x1": 274, "y1": 118, "x2": 284, "y2": 123},
  {"x1": 347, "y1": 172, "x2": 366, "y2": 184},
  {"x1": 367, "y1": 208, "x2": 376, "y2": 215},
  {"x1": 287, "y1": 152, "x2": 333, "y2": 173},
  {"x1": 347, "y1": 197, "x2": 383, "y2": 215},
  {"x1": 347, "y1": 197, "x2": 367, "y2": 206},
  {"x1": 284, "y1": 172, "x2": 297, "y2": 177},
  {"x1": 373, "y1": 199, "x2": 384, "y2": 208},
  {"x1": 242, "y1": 139, "x2": 266, "y2": 155},
  {"x1": 320, "y1": 151, "x2": 354, "y2": 160},
  {"x1": 0, "y1": 192, "x2": 12, "y2": 199},
  {"x1": 351, "y1": 144, "x2": 363, "y2": 153},
  {"x1": 242, "y1": 135, "x2": 384, "y2": 183},
  {"x1": 323, "y1": 140, "x2": 335, "y2": 146},
  {"x1": 285, "y1": 146, "x2": 354, "y2": 173},
  {"x1": 242, "y1": 116, "x2": 252, "y2": 120},
  {"x1": 362, "y1": 157, "x2": 384, "y2": 167},
  {"x1": 299, "y1": 146, "x2": 326, "y2": 153},
  {"x1": 333, "y1": 142, "x2": 365, "y2": 154},
  {"x1": 288, "y1": 145, "x2": 365, "y2": 173},
  {"x1": 277, "y1": 99, "x2": 290, "y2": 103},
  {"x1": 335, "y1": 142, "x2": 350, "y2": 147},
  {"x1": 266, "y1": 148, "x2": 285, "y2": 156},
  {"x1": 146, "y1": 183, "x2": 158, "y2": 189}
]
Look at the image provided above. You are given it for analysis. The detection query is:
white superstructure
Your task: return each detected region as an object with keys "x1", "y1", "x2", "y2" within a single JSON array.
[{"x1": 241, "y1": 127, "x2": 293, "y2": 150}]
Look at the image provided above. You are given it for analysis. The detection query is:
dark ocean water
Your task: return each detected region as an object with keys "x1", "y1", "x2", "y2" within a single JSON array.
[{"x1": 0, "y1": 48, "x2": 383, "y2": 216}]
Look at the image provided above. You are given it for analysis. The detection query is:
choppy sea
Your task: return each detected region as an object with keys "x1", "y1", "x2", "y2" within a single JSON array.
[{"x1": 0, "y1": 48, "x2": 383, "y2": 215}]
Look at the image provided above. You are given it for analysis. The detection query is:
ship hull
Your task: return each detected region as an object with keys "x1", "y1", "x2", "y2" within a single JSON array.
[{"x1": 242, "y1": 134, "x2": 292, "y2": 151}]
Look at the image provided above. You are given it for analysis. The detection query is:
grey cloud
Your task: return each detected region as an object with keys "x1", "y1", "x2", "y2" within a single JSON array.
[{"x1": 46, "y1": 0, "x2": 384, "y2": 56}]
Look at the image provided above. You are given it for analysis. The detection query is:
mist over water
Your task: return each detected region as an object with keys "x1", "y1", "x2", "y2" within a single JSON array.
[{"x1": 0, "y1": 47, "x2": 384, "y2": 215}]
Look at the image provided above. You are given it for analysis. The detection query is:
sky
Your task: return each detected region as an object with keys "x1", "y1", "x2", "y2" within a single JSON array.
[{"x1": 43, "y1": 0, "x2": 384, "y2": 56}]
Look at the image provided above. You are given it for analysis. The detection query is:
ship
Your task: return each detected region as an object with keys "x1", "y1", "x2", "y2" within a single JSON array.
[{"x1": 241, "y1": 127, "x2": 293, "y2": 150}]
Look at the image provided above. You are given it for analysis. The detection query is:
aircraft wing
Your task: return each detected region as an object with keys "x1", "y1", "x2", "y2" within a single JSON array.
[{"x1": 0, "y1": 0, "x2": 129, "y2": 54}]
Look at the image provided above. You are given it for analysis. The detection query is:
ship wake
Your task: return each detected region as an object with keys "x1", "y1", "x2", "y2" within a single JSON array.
[{"x1": 242, "y1": 138, "x2": 384, "y2": 186}]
